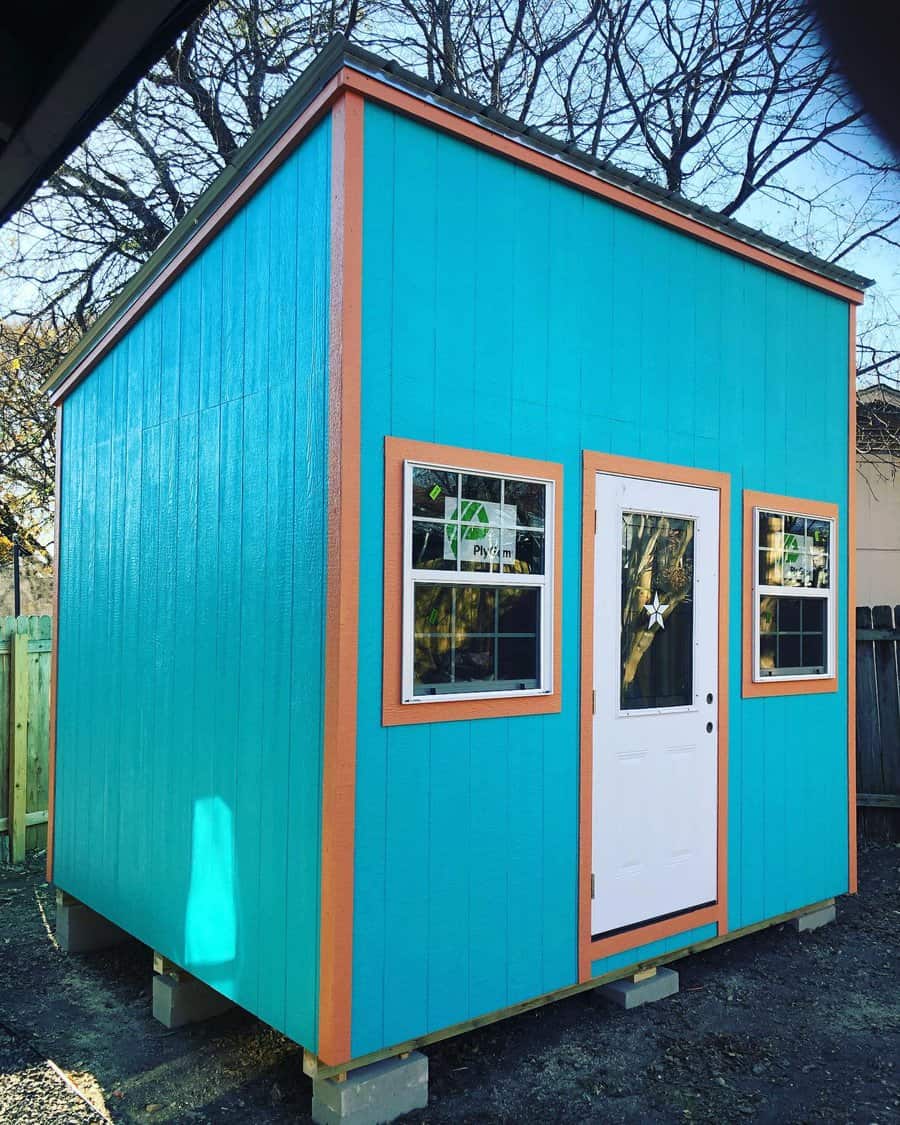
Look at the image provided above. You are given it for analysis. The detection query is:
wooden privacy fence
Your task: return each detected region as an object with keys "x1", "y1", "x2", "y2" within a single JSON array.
[
  {"x1": 0, "y1": 616, "x2": 52, "y2": 863},
  {"x1": 856, "y1": 605, "x2": 900, "y2": 836}
]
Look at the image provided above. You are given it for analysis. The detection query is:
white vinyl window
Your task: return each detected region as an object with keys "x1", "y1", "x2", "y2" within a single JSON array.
[
  {"x1": 752, "y1": 507, "x2": 836, "y2": 681},
  {"x1": 402, "y1": 460, "x2": 554, "y2": 703}
]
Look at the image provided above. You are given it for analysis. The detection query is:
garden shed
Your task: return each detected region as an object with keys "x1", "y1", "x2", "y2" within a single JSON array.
[{"x1": 44, "y1": 36, "x2": 869, "y2": 1114}]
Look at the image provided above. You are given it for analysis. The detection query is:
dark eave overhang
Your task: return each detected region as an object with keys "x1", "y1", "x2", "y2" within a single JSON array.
[
  {"x1": 44, "y1": 36, "x2": 873, "y2": 401},
  {"x1": 0, "y1": 1, "x2": 212, "y2": 229}
]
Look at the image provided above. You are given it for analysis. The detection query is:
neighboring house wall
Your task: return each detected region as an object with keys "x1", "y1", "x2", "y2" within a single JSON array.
[
  {"x1": 0, "y1": 563, "x2": 53, "y2": 616},
  {"x1": 857, "y1": 461, "x2": 900, "y2": 607},
  {"x1": 53, "y1": 116, "x2": 332, "y2": 1051}
]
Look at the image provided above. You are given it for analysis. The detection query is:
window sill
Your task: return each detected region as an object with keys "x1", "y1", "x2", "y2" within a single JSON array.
[
  {"x1": 742, "y1": 673, "x2": 838, "y2": 699},
  {"x1": 383, "y1": 690, "x2": 561, "y2": 727}
]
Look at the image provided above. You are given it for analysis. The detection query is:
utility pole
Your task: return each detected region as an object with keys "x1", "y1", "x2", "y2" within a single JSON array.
[{"x1": 12, "y1": 533, "x2": 21, "y2": 616}]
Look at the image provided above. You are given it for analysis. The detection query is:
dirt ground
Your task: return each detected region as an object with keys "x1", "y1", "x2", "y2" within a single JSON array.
[{"x1": 0, "y1": 843, "x2": 897, "y2": 1125}]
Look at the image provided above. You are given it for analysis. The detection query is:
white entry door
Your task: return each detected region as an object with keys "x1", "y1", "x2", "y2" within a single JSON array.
[{"x1": 591, "y1": 472, "x2": 719, "y2": 937}]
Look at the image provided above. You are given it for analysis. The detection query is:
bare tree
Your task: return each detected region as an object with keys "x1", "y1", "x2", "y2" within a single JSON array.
[
  {"x1": 0, "y1": 320, "x2": 61, "y2": 564},
  {"x1": 1, "y1": 0, "x2": 898, "y2": 550}
]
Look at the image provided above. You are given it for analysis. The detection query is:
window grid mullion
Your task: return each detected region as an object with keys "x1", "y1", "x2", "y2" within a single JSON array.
[
  {"x1": 405, "y1": 458, "x2": 552, "y2": 701},
  {"x1": 753, "y1": 504, "x2": 835, "y2": 682},
  {"x1": 410, "y1": 570, "x2": 546, "y2": 587}
]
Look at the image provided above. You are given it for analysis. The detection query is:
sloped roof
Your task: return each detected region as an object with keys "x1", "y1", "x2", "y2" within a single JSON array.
[{"x1": 45, "y1": 36, "x2": 873, "y2": 399}]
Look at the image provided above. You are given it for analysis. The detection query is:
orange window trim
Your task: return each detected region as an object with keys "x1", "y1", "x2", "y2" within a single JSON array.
[
  {"x1": 742, "y1": 490, "x2": 839, "y2": 699},
  {"x1": 318, "y1": 90, "x2": 364, "y2": 1068},
  {"x1": 579, "y1": 451, "x2": 730, "y2": 983},
  {"x1": 383, "y1": 437, "x2": 563, "y2": 727}
]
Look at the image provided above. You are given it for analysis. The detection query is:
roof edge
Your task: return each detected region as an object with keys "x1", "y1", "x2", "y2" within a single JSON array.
[
  {"x1": 337, "y1": 40, "x2": 872, "y2": 294},
  {"x1": 43, "y1": 36, "x2": 349, "y2": 399},
  {"x1": 45, "y1": 35, "x2": 872, "y2": 401}
]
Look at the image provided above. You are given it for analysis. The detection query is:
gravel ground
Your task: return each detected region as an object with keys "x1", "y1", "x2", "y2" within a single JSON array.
[{"x1": 0, "y1": 842, "x2": 897, "y2": 1124}]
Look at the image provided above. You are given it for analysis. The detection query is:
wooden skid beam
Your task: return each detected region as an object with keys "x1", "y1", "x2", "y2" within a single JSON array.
[{"x1": 312, "y1": 897, "x2": 835, "y2": 1078}]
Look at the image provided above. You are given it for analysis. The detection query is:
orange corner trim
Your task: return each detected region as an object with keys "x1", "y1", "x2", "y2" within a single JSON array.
[
  {"x1": 46, "y1": 404, "x2": 62, "y2": 884},
  {"x1": 382, "y1": 437, "x2": 563, "y2": 726},
  {"x1": 318, "y1": 89, "x2": 364, "y2": 1067},
  {"x1": 741, "y1": 490, "x2": 839, "y2": 700},
  {"x1": 578, "y1": 451, "x2": 730, "y2": 982},
  {"x1": 847, "y1": 305, "x2": 858, "y2": 893}
]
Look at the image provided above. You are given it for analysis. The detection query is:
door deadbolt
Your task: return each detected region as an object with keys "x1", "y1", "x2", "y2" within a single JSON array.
[{"x1": 706, "y1": 692, "x2": 714, "y2": 704}]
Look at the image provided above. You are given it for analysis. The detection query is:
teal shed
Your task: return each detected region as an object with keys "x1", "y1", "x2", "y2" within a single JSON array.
[{"x1": 45, "y1": 40, "x2": 870, "y2": 1077}]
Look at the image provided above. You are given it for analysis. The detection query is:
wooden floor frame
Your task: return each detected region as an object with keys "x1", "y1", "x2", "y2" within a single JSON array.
[{"x1": 309, "y1": 896, "x2": 834, "y2": 1077}]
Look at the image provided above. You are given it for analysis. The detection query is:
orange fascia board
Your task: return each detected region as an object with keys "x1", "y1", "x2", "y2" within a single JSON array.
[
  {"x1": 382, "y1": 436, "x2": 563, "y2": 726},
  {"x1": 341, "y1": 69, "x2": 866, "y2": 308},
  {"x1": 579, "y1": 451, "x2": 730, "y2": 982},
  {"x1": 742, "y1": 490, "x2": 839, "y2": 699},
  {"x1": 48, "y1": 62, "x2": 864, "y2": 407},
  {"x1": 317, "y1": 90, "x2": 364, "y2": 1067},
  {"x1": 48, "y1": 70, "x2": 348, "y2": 407}
]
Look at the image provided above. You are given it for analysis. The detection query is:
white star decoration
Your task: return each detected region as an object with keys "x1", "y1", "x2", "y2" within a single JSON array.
[{"x1": 644, "y1": 591, "x2": 668, "y2": 629}]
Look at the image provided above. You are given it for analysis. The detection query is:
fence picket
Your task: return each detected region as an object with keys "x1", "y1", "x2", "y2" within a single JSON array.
[
  {"x1": 856, "y1": 604, "x2": 900, "y2": 840},
  {"x1": 1, "y1": 615, "x2": 53, "y2": 861},
  {"x1": 9, "y1": 632, "x2": 29, "y2": 862}
]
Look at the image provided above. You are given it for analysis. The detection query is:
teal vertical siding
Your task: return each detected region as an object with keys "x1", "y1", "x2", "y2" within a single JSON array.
[
  {"x1": 54, "y1": 118, "x2": 332, "y2": 1050},
  {"x1": 353, "y1": 104, "x2": 851, "y2": 1056}
]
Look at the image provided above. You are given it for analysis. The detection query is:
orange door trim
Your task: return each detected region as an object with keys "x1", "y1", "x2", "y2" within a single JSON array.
[{"x1": 579, "y1": 451, "x2": 730, "y2": 981}]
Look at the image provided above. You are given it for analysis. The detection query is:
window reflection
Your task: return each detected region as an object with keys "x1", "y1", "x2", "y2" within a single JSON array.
[
  {"x1": 620, "y1": 512, "x2": 695, "y2": 710},
  {"x1": 411, "y1": 468, "x2": 546, "y2": 574},
  {"x1": 758, "y1": 511, "x2": 830, "y2": 589},
  {"x1": 759, "y1": 595, "x2": 827, "y2": 675},
  {"x1": 413, "y1": 584, "x2": 540, "y2": 695}
]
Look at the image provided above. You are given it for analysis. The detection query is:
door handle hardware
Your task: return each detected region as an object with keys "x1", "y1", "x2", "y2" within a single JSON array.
[{"x1": 706, "y1": 721, "x2": 714, "y2": 733}]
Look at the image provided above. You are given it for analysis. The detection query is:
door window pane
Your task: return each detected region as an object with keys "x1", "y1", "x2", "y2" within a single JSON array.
[
  {"x1": 620, "y1": 512, "x2": 695, "y2": 710},
  {"x1": 413, "y1": 583, "x2": 540, "y2": 695}
]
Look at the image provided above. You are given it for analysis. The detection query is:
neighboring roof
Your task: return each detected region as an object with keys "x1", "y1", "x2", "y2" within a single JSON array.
[
  {"x1": 0, "y1": 0, "x2": 211, "y2": 227},
  {"x1": 44, "y1": 36, "x2": 874, "y2": 400},
  {"x1": 858, "y1": 384, "x2": 900, "y2": 463},
  {"x1": 859, "y1": 383, "x2": 900, "y2": 408}
]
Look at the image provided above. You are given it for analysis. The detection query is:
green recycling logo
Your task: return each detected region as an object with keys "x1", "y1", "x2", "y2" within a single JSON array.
[
  {"x1": 442, "y1": 497, "x2": 516, "y2": 564},
  {"x1": 445, "y1": 500, "x2": 492, "y2": 558}
]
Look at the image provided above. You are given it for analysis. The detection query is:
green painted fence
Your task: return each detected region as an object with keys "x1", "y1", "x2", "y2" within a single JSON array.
[{"x1": 0, "y1": 616, "x2": 52, "y2": 862}]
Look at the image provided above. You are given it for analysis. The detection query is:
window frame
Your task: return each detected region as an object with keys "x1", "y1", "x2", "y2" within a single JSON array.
[
  {"x1": 742, "y1": 489, "x2": 839, "y2": 698},
  {"x1": 403, "y1": 460, "x2": 553, "y2": 704},
  {"x1": 383, "y1": 437, "x2": 563, "y2": 726}
]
